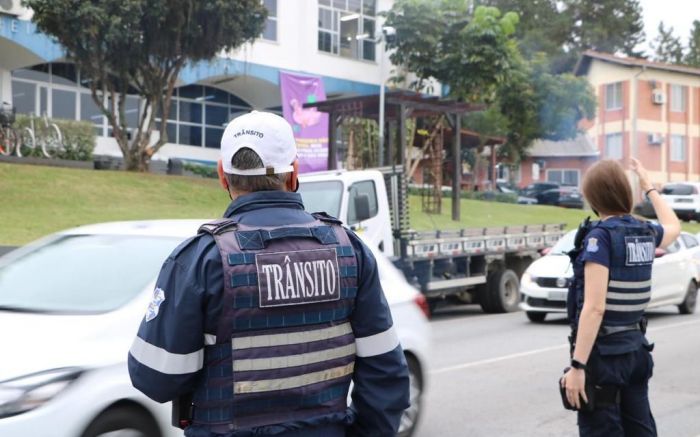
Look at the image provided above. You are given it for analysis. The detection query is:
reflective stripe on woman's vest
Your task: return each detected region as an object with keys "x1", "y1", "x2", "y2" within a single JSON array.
[{"x1": 192, "y1": 215, "x2": 358, "y2": 430}]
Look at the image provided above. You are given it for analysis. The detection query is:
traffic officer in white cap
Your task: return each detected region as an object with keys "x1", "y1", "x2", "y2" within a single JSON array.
[{"x1": 128, "y1": 111, "x2": 410, "y2": 437}]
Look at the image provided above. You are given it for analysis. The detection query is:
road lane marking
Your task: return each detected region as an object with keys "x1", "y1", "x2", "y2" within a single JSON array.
[
  {"x1": 431, "y1": 344, "x2": 568, "y2": 375},
  {"x1": 431, "y1": 317, "x2": 700, "y2": 375}
]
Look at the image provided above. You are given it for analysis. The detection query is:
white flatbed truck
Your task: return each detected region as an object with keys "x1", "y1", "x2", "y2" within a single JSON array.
[{"x1": 298, "y1": 167, "x2": 565, "y2": 313}]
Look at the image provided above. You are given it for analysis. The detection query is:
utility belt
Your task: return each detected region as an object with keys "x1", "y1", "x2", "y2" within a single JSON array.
[{"x1": 562, "y1": 317, "x2": 647, "y2": 411}]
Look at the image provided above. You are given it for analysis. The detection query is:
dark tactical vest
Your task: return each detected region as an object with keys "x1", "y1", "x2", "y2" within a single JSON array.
[
  {"x1": 193, "y1": 213, "x2": 358, "y2": 431},
  {"x1": 569, "y1": 217, "x2": 655, "y2": 327}
]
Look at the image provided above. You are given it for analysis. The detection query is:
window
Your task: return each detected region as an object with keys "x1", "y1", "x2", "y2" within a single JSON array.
[
  {"x1": 262, "y1": 0, "x2": 277, "y2": 41},
  {"x1": 153, "y1": 85, "x2": 251, "y2": 147},
  {"x1": 347, "y1": 180, "x2": 378, "y2": 224},
  {"x1": 318, "y1": 0, "x2": 376, "y2": 61},
  {"x1": 12, "y1": 81, "x2": 36, "y2": 115},
  {"x1": 605, "y1": 82, "x2": 623, "y2": 110},
  {"x1": 671, "y1": 135, "x2": 686, "y2": 161},
  {"x1": 671, "y1": 84, "x2": 687, "y2": 112},
  {"x1": 546, "y1": 169, "x2": 580, "y2": 186},
  {"x1": 605, "y1": 133, "x2": 623, "y2": 159}
]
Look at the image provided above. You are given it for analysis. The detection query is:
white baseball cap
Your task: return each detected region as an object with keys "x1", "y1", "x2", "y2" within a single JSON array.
[{"x1": 220, "y1": 111, "x2": 297, "y2": 175}]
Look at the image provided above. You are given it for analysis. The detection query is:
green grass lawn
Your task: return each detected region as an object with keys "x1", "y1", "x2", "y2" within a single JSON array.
[{"x1": 2, "y1": 162, "x2": 698, "y2": 245}]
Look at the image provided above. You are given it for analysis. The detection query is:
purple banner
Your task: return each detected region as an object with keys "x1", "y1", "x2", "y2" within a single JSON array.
[{"x1": 280, "y1": 71, "x2": 329, "y2": 173}]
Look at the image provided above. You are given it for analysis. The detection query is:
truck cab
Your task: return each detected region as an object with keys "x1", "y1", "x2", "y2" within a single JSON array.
[{"x1": 298, "y1": 169, "x2": 395, "y2": 256}]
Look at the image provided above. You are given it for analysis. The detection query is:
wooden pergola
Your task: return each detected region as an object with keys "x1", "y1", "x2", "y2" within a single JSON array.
[{"x1": 304, "y1": 91, "x2": 483, "y2": 221}]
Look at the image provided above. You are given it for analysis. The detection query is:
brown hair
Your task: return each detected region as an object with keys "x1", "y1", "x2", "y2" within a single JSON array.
[
  {"x1": 225, "y1": 148, "x2": 289, "y2": 192},
  {"x1": 581, "y1": 160, "x2": 633, "y2": 215}
]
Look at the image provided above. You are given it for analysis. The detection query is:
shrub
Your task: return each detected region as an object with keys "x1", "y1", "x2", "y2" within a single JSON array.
[
  {"x1": 184, "y1": 162, "x2": 218, "y2": 179},
  {"x1": 408, "y1": 186, "x2": 518, "y2": 204},
  {"x1": 14, "y1": 115, "x2": 96, "y2": 161}
]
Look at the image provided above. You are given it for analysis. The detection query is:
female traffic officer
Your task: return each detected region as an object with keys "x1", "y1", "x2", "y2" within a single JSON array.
[{"x1": 561, "y1": 158, "x2": 680, "y2": 436}]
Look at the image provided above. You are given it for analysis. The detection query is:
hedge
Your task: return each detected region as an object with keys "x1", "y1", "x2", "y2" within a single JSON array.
[
  {"x1": 184, "y1": 162, "x2": 218, "y2": 179},
  {"x1": 408, "y1": 186, "x2": 518, "y2": 204},
  {"x1": 14, "y1": 115, "x2": 96, "y2": 162}
]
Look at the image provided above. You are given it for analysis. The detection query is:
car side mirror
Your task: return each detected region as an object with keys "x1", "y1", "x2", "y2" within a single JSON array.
[
  {"x1": 354, "y1": 193, "x2": 371, "y2": 222},
  {"x1": 655, "y1": 248, "x2": 666, "y2": 258}
]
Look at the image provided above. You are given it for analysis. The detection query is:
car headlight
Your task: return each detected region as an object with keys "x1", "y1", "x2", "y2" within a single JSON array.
[
  {"x1": 0, "y1": 367, "x2": 83, "y2": 418},
  {"x1": 521, "y1": 272, "x2": 537, "y2": 287}
]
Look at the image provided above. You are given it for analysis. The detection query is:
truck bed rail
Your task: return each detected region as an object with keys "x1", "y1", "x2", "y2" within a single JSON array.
[{"x1": 402, "y1": 224, "x2": 567, "y2": 259}]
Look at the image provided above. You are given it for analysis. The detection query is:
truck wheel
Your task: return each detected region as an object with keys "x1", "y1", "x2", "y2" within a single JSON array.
[
  {"x1": 479, "y1": 269, "x2": 520, "y2": 313},
  {"x1": 678, "y1": 281, "x2": 698, "y2": 315},
  {"x1": 526, "y1": 311, "x2": 547, "y2": 323}
]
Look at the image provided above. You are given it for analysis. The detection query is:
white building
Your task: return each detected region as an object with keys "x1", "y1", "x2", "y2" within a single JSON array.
[{"x1": 0, "y1": 0, "x2": 397, "y2": 165}]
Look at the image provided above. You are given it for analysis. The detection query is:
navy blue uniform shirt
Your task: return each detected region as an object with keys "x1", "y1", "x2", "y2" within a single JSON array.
[
  {"x1": 128, "y1": 191, "x2": 410, "y2": 437},
  {"x1": 580, "y1": 215, "x2": 664, "y2": 354}
]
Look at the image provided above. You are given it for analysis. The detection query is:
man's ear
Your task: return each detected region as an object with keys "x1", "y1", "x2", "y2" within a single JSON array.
[
  {"x1": 288, "y1": 160, "x2": 300, "y2": 192},
  {"x1": 217, "y1": 160, "x2": 229, "y2": 191}
]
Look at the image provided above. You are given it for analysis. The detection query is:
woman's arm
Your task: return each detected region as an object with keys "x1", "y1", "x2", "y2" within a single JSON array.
[
  {"x1": 562, "y1": 261, "x2": 608, "y2": 409},
  {"x1": 631, "y1": 158, "x2": 680, "y2": 247}
]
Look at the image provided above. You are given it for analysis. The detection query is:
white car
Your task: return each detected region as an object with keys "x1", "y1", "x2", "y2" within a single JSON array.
[
  {"x1": 0, "y1": 220, "x2": 430, "y2": 437},
  {"x1": 660, "y1": 182, "x2": 700, "y2": 222},
  {"x1": 519, "y1": 229, "x2": 700, "y2": 322}
]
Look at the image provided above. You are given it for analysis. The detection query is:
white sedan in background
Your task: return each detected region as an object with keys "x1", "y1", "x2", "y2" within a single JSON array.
[
  {"x1": 0, "y1": 220, "x2": 430, "y2": 437},
  {"x1": 520, "y1": 229, "x2": 700, "y2": 322}
]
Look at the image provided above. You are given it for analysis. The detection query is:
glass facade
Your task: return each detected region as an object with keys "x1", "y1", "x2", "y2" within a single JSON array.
[{"x1": 11, "y1": 63, "x2": 251, "y2": 148}]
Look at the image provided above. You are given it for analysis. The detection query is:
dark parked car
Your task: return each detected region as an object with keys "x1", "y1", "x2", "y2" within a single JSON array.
[
  {"x1": 520, "y1": 182, "x2": 560, "y2": 199},
  {"x1": 536, "y1": 186, "x2": 584, "y2": 209}
]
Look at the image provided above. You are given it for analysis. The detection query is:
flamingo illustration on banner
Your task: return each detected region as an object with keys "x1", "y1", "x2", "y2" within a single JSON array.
[{"x1": 280, "y1": 71, "x2": 329, "y2": 173}]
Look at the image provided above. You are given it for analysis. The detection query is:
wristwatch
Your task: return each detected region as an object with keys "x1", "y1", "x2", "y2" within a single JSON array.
[{"x1": 571, "y1": 359, "x2": 588, "y2": 371}]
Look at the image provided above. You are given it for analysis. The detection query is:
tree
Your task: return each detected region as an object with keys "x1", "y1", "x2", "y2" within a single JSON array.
[
  {"x1": 25, "y1": 0, "x2": 267, "y2": 171},
  {"x1": 385, "y1": 2, "x2": 520, "y2": 102},
  {"x1": 651, "y1": 22, "x2": 684, "y2": 64},
  {"x1": 685, "y1": 21, "x2": 700, "y2": 67},
  {"x1": 384, "y1": 2, "x2": 595, "y2": 163},
  {"x1": 564, "y1": 0, "x2": 645, "y2": 56}
]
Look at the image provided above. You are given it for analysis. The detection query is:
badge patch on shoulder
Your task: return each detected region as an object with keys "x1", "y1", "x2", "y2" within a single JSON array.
[
  {"x1": 256, "y1": 248, "x2": 341, "y2": 308},
  {"x1": 625, "y1": 236, "x2": 655, "y2": 266},
  {"x1": 586, "y1": 237, "x2": 599, "y2": 253},
  {"x1": 145, "y1": 287, "x2": 165, "y2": 322}
]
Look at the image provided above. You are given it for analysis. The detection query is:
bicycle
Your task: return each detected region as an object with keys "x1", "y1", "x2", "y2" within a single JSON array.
[
  {"x1": 0, "y1": 102, "x2": 18, "y2": 157},
  {"x1": 24, "y1": 113, "x2": 63, "y2": 159}
]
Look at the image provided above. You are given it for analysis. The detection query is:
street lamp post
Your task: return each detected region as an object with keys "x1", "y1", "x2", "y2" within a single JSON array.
[{"x1": 376, "y1": 26, "x2": 395, "y2": 167}]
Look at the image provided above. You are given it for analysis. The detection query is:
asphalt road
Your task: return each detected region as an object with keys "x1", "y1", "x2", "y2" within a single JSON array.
[{"x1": 413, "y1": 304, "x2": 700, "y2": 437}]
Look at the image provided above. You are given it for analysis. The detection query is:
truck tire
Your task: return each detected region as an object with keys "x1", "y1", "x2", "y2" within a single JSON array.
[
  {"x1": 479, "y1": 269, "x2": 520, "y2": 313},
  {"x1": 678, "y1": 281, "x2": 698, "y2": 315}
]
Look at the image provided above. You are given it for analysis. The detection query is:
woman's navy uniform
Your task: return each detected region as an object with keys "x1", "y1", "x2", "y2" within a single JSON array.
[{"x1": 569, "y1": 215, "x2": 663, "y2": 436}]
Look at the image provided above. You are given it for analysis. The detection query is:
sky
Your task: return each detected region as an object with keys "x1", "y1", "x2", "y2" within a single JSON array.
[{"x1": 639, "y1": 0, "x2": 697, "y2": 53}]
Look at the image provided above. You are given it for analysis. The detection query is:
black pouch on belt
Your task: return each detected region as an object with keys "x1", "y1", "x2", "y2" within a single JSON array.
[{"x1": 559, "y1": 367, "x2": 596, "y2": 412}]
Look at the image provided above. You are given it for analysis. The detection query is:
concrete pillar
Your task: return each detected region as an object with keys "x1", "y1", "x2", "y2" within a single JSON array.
[{"x1": 0, "y1": 68, "x2": 12, "y2": 105}]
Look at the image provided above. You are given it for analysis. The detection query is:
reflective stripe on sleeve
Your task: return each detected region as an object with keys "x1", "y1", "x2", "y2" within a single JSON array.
[
  {"x1": 355, "y1": 326, "x2": 400, "y2": 358},
  {"x1": 204, "y1": 333, "x2": 216, "y2": 345},
  {"x1": 606, "y1": 291, "x2": 651, "y2": 300},
  {"x1": 608, "y1": 279, "x2": 652, "y2": 289},
  {"x1": 129, "y1": 336, "x2": 204, "y2": 375}
]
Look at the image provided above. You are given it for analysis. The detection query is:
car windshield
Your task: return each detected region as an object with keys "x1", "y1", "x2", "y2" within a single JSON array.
[
  {"x1": 298, "y1": 180, "x2": 343, "y2": 217},
  {"x1": 549, "y1": 230, "x2": 577, "y2": 255},
  {"x1": 662, "y1": 184, "x2": 695, "y2": 195},
  {"x1": 0, "y1": 234, "x2": 182, "y2": 314}
]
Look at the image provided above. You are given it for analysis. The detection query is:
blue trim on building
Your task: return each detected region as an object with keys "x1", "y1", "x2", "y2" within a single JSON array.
[
  {"x1": 0, "y1": 16, "x2": 64, "y2": 61},
  {"x1": 180, "y1": 58, "x2": 379, "y2": 96},
  {"x1": 2, "y1": 17, "x2": 379, "y2": 97}
]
